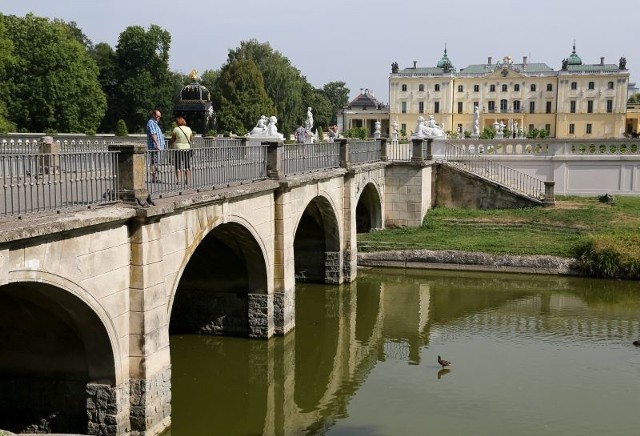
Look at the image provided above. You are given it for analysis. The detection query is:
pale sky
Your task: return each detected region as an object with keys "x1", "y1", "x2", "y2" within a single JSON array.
[{"x1": 2, "y1": 0, "x2": 638, "y2": 104}]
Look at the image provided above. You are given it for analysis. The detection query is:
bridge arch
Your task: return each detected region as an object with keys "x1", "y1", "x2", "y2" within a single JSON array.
[
  {"x1": 293, "y1": 194, "x2": 342, "y2": 283},
  {"x1": 168, "y1": 217, "x2": 269, "y2": 336},
  {"x1": 355, "y1": 180, "x2": 383, "y2": 233},
  {"x1": 0, "y1": 273, "x2": 122, "y2": 434}
]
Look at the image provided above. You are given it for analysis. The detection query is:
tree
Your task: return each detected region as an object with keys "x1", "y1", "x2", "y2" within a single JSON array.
[
  {"x1": 89, "y1": 42, "x2": 118, "y2": 132},
  {"x1": 322, "y1": 81, "x2": 350, "y2": 125},
  {"x1": 1, "y1": 14, "x2": 106, "y2": 133},
  {"x1": 213, "y1": 59, "x2": 274, "y2": 135},
  {"x1": 628, "y1": 93, "x2": 640, "y2": 104},
  {"x1": 0, "y1": 15, "x2": 15, "y2": 132},
  {"x1": 113, "y1": 25, "x2": 174, "y2": 133},
  {"x1": 227, "y1": 40, "x2": 305, "y2": 133}
]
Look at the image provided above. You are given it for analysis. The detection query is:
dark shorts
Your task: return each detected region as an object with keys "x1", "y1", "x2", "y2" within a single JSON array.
[
  {"x1": 175, "y1": 149, "x2": 192, "y2": 170},
  {"x1": 148, "y1": 149, "x2": 160, "y2": 165}
]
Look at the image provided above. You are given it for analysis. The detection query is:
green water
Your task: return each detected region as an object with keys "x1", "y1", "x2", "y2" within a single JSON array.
[{"x1": 163, "y1": 268, "x2": 640, "y2": 435}]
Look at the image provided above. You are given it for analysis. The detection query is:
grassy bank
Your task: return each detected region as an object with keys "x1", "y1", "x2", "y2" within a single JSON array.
[{"x1": 358, "y1": 196, "x2": 640, "y2": 279}]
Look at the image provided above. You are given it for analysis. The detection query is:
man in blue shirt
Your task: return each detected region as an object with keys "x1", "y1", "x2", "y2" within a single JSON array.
[{"x1": 146, "y1": 109, "x2": 165, "y2": 182}]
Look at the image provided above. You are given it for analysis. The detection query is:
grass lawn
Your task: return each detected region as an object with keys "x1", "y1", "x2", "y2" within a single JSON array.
[{"x1": 358, "y1": 196, "x2": 640, "y2": 258}]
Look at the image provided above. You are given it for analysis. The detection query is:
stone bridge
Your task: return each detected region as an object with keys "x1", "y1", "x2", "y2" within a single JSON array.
[{"x1": 0, "y1": 140, "x2": 444, "y2": 435}]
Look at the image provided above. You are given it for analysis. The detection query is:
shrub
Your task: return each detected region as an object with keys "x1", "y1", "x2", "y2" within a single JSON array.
[
  {"x1": 115, "y1": 119, "x2": 128, "y2": 137},
  {"x1": 578, "y1": 233, "x2": 640, "y2": 279},
  {"x1": 344, "y1": 127, "x2": 368, "y2": 139}
]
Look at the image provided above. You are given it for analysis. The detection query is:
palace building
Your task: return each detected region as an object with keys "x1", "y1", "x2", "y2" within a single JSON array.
[{"x1": 387, "y1": 44, "x2": 631, "y2": 139}]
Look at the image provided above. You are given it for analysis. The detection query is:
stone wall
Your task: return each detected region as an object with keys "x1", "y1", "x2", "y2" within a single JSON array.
[
  {"x1": 434, "y1": 163, "x2": 539, "y2": 209},
  {"x1": 129, "y1": 367, "x2": 171, "y2": 436}
]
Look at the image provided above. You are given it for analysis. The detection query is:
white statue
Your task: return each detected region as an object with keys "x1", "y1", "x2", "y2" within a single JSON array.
[
  {"x1": 374, "y1": 120, "x2": 381, "y2": 138},
  {"x1": 249, "y1": 115, "x2": 268, "y2": 135},
  {"x1": 413, "y1": 115, "x2": 445, "y2": 139},
  {"x1": 391, "y1": 119, "x2": 399, "y2": 143},
  {"x1": 265, "y1": 116, "x2": 283, "y2": 139},
  {"x1": 472, "y1": 106, "x2": 480, "y2": 135},
  {"x1": 305, "y1": 106, "x2": 314, "y2": 131}
]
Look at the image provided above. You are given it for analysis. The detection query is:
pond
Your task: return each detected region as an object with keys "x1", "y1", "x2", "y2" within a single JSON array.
[{"x1": 162, "y1": 268, "x2": 640, "y2": 435}]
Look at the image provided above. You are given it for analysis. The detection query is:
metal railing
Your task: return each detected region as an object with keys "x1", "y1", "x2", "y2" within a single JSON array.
[
  {"x1": 145, "y1": 145, "x2": 268, "y2": 198},
  {"x1": 348, "y1": 140, "x2": 381, "y2": 164},
  {"x1": 443, "y1": 143, "x2": 545, "y2": 199},
  {"x1": 1, "y1": 152, "x2": 119, "y2": 217},
  {"x1": 192, "y1": 137, "x2": 246, "y2": 148},
  {"x1": 283, "y1": 142, "x2": 340, "y2": 175}
]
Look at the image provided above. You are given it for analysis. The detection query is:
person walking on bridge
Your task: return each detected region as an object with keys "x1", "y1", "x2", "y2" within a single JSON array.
[
  {"x1": 169, "y1": 116, "x2": 193, "y2": 186},
  {"x1": 146, "y1": 109, "x2": 166, "y2": 183}
]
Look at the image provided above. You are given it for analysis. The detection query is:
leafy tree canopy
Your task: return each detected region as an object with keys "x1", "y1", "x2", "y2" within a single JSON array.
[
  {"x1": 322, "y1": 81, "x2": 350, "y2": 125},
  {"x1": 213, "y1": 58, "x2": 275, "y2": 135},
  {"x1": 1, "y1": 13, "x2": 106, "y2": 133},
  {"x1": 113, "y1": 25, "x2": 174, "y2": 132}
]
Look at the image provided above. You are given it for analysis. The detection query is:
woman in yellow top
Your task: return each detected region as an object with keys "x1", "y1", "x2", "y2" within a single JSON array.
[{"x1": 169, "y1": 116, "x2": 193, "y2": 186}]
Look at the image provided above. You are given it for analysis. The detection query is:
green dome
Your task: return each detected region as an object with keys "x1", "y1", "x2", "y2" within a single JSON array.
[
  {"x1": 437, "y1": 47, "x2": 455, "y2": 71},
  {"x1": 567, "y1": 43, "x2": 582, "y2": 66}
]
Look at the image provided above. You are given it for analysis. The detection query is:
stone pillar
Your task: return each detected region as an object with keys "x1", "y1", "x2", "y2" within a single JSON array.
[
  {"x1": 38, "y1": 135, "x2": 60, "y2": 174},
  {"x1": 543, "y1": 181, "x2": 556, "y2": 207},
  {"x1": 424, "y1": 138, "x2": 433, "y2": 161},
  {"x1": 108, "y1": 143, "x2": 148, "y2": 205},
  {"x1": 339, "y1": 138, "x2": 350, "y2": 168},
  {"x1": 128, "y1": 217, "x2": 172, "y2": 435},
  {"x1": 325, "y1": 251, "x2": 342, "y2": 284},
  {"x1": 265, "y1": 141, "x2": 284, "y2": 179},
  {"x1": 273, "y1": 188, "x2": 295, "y2": 335},
  {"x1": 411, "y1": 138, "x2": 425, "y2": 161},
  {"x1": 379, "y1": 138, "x2": 388, "y2": 161},
  {"x1": 86, "y1": 382, "x2": 130, "y2": 435},
  {"x1": 248, "y1": 292, "x2": 274, "y2": 338}
]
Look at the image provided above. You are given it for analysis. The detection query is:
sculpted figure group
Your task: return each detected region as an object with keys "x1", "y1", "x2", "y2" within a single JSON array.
[{"x1": 413, "y1": 115, "x2": 445, "y2": 139}]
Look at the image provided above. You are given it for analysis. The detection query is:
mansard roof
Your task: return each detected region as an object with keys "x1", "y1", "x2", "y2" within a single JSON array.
[{"x1": 348, "y1": 90, "x2": 385, "y2": 109}]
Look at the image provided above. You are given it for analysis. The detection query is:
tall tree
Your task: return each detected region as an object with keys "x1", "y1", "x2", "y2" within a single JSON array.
[
  {"x1": 322, "y1": 81, "x2": 350, "y2": 125},
  {"x1": 213, "y1": 59, "x2": 274, "y2": 135},
  {"x1": 227, "y1": 40, "x2": 305, "y2": 134},
  {"x1": 0, "y1": 14, "x2": 15, "y2": 132},
  {"x1": 89, "y1": 42, "x2": 118, "y2": 132},
  {"x1": 1, "y1": 14, "x2": 105, "y2": 133},
  {"x1": 113, "y1": 25, "x2": 173, "y2": 133},
  {"x1": 303, "y1": 83, "x2": 333, "y2": 131}
]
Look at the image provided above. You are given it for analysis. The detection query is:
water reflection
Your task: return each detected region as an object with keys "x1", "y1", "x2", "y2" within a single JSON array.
[{"x1": 164, "y1": 269, "x2": 640, "y2": 436}]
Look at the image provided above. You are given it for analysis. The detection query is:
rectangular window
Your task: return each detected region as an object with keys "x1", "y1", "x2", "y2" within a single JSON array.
[
  {"x1": 546, "y1": 84, "x2": 553, "y2": 91},
  {"x1": 488, "y1": 101, "x2": 496, "y2": 112},
  {"x1": 545, "y1": 124, "x2": 551, "y2": 133},
  {"x1": 473, "y1": 101, "x2": 479, "y2": 108},
  {"x1": 434, "y1": 101, "x2": 440, "y2": 113},
  {"x1": 569, "y1": 123, "x2": 575, "y2": 134},
  {"x1": 607, "y1": 100, "x2": 613, "y2": 113},
  {"x1": 457, "y1": 102, "x2": 463, "y2": 113},
  {"x1": 608, "y1": 81, "x2": 614, "y2": 90},
  {"x1": 401, "y1": 101, "x2": 407, "y2": 113},
  {"x1": 489, "y1": 84, "x2": 496, "y2": 92},
  {"x1": 529, "y1": 124, "x2": 534, "y2": 132},
  {"x1": 570, "y1": 101, "x2": 576, "y2": 113},
  {"x1": 501, "y1": 84, "x2": 507, "y2": 92},
  {"x1": 401, "y1": 123, "x2": 406, "y2": 133},
  {"x1": 587, "y1": 100, "x2": 593, "y2": 113},
  {"x1": 571, "y1": 82, "x2": 577, "y2": 90},
  {"x1": 500, "y1": 99, "x2": 508, "y2": 112},
  {"x1": 586, "y1": 123, "x2": 592, "y2": 134},
  {"x1": 530, "y1": 84, "x2": 537, "y2": 92},
  {"x1": 457, "y1": 123, "x2": 463, "y2": 132},
  {"x1": 514, "y1": 84, "x2": 520, "y2": 92},
  {"x1": 418, "y1": 84, "x2": 424, "y2": 91},
  {"x1": 529, "y1": 101, "x2": 535, "y2": 113},
  {"x1": 474, "y1": 84, "x2": 480, "y2": 92},
  {"x1": 418, "y1": 102, "x2": 424, "y2": 113},
  {"x1": 588, "y1": 81, "x2": 595, "y2": 90},
  {"x1": 546, "y1": 101, "x2": 552, "y2": 113},
  {"x1": 434, "y1": 84, "x2": 440, "y2": 91},
  {"x1": 513, "y1": 100, "x2": 521, "y2": 112},
  {"x1": 458, "y1": 85, "x2": 464, "y2": 92},
  {"x1": 401, "y1": 84, "x2": 407, "y2": 91}
]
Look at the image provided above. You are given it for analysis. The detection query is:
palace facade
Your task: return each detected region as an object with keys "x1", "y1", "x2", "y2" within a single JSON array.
[{"x1": 386, "y1": 44, "x2": 631, "y2": 139}]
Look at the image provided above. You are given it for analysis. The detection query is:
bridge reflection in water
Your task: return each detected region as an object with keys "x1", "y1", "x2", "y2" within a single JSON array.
[{"x1": 164, "y1": 268, "x2": 640, "y2": 436}]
